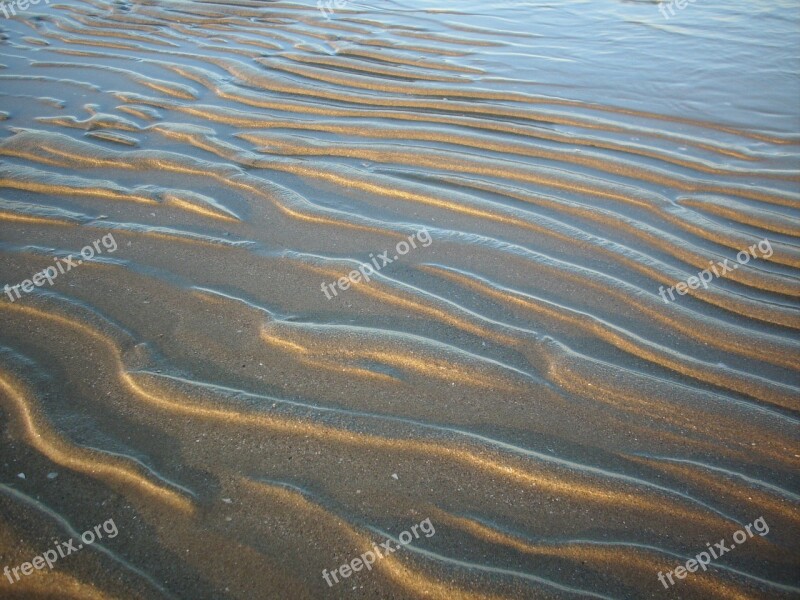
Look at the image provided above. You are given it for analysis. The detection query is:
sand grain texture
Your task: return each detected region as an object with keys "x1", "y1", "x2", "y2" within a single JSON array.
[{"x1": 0, "y1": 0, "x2": 798, "y2": 598}]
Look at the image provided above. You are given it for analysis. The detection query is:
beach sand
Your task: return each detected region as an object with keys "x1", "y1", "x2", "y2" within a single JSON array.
[{"x1": 0, "y1": 0, "x2": 798, "y2": 598}]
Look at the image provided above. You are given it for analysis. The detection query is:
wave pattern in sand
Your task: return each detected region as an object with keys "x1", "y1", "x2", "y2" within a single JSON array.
[{"x1": 0, "y1": 0, "x2": 798, "y2": 598}]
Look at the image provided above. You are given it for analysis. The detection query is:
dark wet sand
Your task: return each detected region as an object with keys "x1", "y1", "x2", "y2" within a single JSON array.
[{"x1": 0, "y1": 0, "x2": 798, "y2": 598}]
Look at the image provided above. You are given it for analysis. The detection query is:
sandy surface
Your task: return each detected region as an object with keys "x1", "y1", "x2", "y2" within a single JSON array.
[{"x1": 0, "y1": 0, "x2": 798, "y2": 598}]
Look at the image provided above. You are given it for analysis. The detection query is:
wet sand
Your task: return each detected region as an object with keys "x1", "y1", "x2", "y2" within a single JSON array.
[{"x1": 0, "y1": 0, "x2": 798, "y2": 598}]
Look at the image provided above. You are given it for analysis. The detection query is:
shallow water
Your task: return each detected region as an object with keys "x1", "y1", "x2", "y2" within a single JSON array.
[{"x1": 0, "y1": 0, "x2": 798, "y2": 598}]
